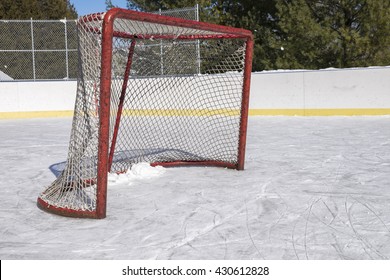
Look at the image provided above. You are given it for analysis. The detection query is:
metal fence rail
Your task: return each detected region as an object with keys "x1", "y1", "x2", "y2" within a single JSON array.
[{"x1": 0, "y1": 5, "x2": 198, "y2": 81}]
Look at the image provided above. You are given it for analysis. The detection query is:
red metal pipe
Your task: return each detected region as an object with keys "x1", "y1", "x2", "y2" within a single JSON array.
[
  {"x1": 77, "y1": 25, "x2": 248, "y2": 41},
  {"x1": 108, "y1": 40, "x2": 136, "y2": 172},
  {"x1": 103, "y1": 8, "x2": 253, "y2": 38},
  {"x1": 95, "y1": 11, "x2": 117, "y2": 219},
  {"x1": 113, "y1": 31, "x2": 249, "y2": 40},
  {"x1": 237, "y1": 37, "x2": 254, "y2": 170},
  {"x1": 37, "y1": 198, "x2": 99, "y2": 219},
  {"x1": 80, "y1": 8, "x2": 252, "y2": 38},
  {"x1": 150, "y1": 160, "x2": 238, "y2": 170}
]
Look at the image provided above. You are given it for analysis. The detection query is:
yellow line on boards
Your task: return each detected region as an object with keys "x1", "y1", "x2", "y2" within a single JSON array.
[
  {"x1": 0, "y1": 110, "x2": 74, "y2": 119},
  {"x1": 248, "y1": 108, "x2": 390, "y2": 116},
  {"x1": 1, "y1": 108, "x2": 390, "y2": 119}
]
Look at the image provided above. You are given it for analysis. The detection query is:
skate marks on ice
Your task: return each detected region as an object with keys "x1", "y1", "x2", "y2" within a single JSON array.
[
  {"x1": 290, "y1": 196, "x2": 390, "y2": 260},
  {"x1": 1, "y1": 116, "x2": 390, "y2": 259},
  {"x1": 247, "y1": 117, "x2": 390, "y2": 260}
]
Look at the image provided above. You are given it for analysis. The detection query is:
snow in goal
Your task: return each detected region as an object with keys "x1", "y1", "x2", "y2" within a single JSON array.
[{"x1": 37, "y1": 8, "x2": 254, "y2": 219}]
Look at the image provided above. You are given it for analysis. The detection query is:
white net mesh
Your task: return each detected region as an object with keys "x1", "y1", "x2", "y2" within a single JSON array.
[{"x1": 38, "y1": 10, "x2": 251, "y2": 217}]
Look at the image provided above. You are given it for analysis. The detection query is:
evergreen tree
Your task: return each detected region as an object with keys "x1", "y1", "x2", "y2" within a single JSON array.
[
  {"x1": 207, "y1": 1, "x2": 279, "y2": 71},
  {"x1": 275, "y1": 0, "x2": 390, "y2": 69},
  {"x1": 0, "y1": 0, "x2": 78, "y2": 20},
  {"x1": 105, "y1": 0, "x2": 116, "y2": 10},
  {"x1": 361, "y1": 0, "x2": 390, "y2": 65}
]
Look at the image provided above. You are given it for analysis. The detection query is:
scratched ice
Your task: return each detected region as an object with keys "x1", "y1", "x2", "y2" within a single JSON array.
[{"x1": 1, "y1": 116, "x2": 390, "y2": 259}]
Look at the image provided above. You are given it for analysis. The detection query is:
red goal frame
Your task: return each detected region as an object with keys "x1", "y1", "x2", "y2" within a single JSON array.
[{"x1": 37, "y1": 8, "x2": 254, "y2": 219}]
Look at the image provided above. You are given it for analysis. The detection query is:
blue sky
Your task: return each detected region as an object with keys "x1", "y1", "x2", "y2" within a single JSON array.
[{"x1": 70, "y1": 0, "x2": 128, "y2": 16}]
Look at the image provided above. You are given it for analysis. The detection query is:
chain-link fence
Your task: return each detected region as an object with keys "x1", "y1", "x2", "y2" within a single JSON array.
[
  {"x1": 0, "y1": 5, "x2": 199, "y2": 82},
  {"x1": 150, "y1": 5, "x2": 201, "y2": 76},
  {"x1": 156, "y1": 5, "x2": 198, "y2": 20},
  {"x1": 0, "y1": 19, "x2": 78, "y2": 81}
]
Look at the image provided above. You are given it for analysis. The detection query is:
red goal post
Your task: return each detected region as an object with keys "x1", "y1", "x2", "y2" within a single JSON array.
[{"x1": 37, "y1": 8, "x2": 254, "y2": 219}]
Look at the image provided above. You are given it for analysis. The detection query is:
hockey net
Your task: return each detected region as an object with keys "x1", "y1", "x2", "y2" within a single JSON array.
[{"x1": 37, "y1": 8, "x2": 253, "y2": 218}]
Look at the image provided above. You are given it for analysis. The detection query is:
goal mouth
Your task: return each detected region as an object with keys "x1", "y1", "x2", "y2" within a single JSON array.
[{"x1": 37, "y1": 8, "x2": 253, "y2": 219}]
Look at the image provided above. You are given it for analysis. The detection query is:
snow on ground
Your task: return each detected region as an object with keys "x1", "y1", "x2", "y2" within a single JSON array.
[
  {"x1": 1, "y1": 116, "x2": 390, "y2": 260},
  {"x1": 108, "y1": 162, "x2": 166, "y2": 186}
]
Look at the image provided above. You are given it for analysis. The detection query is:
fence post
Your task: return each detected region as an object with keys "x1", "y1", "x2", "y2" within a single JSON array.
[
  {"x1": 30, "y1": 18, "x2": 36, "y2": 80},
  {"x1": 195, "y1": 4, "x2": 201, "y2": 74},
  {"x1": 64, "y1": 18, "x2": 69, "y2": 79},
  {"x1": 159, "y1": 8, "x2": 164, "y2": 75}
]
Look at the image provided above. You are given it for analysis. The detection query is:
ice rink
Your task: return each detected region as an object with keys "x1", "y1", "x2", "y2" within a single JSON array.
[{"x1": 1, "y1": 116, "x2": 390, "y2": 259}]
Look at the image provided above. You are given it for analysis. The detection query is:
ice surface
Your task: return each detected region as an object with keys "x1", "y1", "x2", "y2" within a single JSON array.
[{"x1": 1, "y1": 116, "x2": 390, "y2": 260}]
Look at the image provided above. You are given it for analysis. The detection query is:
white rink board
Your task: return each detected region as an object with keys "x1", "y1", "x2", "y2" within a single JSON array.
[
  {"x1": 250, "y1": 66, "x2": 390, "y2": 109},
  {"x1": 0, "y1": 66, "x2": 390, "y2": 117},
  {"x1": 0, "y1": 80, "x2": 76, "y2": 113}
]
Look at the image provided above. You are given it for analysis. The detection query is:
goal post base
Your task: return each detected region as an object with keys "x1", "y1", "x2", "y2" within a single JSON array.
[
  {"x1": 37, "y1": 197, "x2": 103, "y2": 219},
  {"x1": 151, "y1": 160, "x2": 241, "y2": 170}
]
